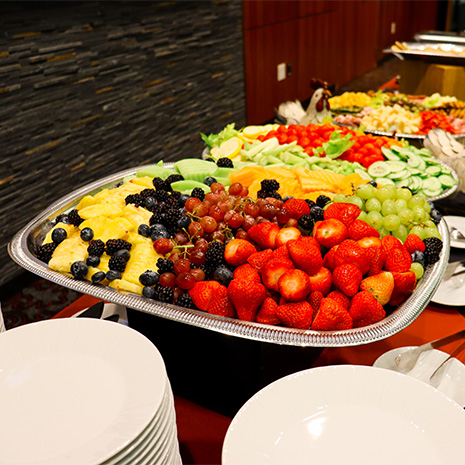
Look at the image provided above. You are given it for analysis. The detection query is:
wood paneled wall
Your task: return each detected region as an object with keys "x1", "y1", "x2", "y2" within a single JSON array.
[{"x1": 243, "y1": 0, "x2": 440, "y2": 124}]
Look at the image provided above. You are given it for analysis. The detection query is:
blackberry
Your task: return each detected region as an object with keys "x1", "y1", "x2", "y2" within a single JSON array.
[
  {"x1": 87, "y1": 239, "x2": 105, "y2": 257},
  {"x1": 54, "y1": 213, "x2": 71, "y2": 225},
  {"x1": 140, "y1": 188, "x2": 157, "y2": 200},
  {"x1": 125, "y1": 194, "x2": 144, "y2": 207},
  {"x1": 256, "y1": 189, "x2": 268, "y2": 199},
  {"x1": 70, "y1": 261, "x2": 88, "y2": 279},
  {"x1": 204, "y1": 176, "x2": 217, "y2": 187},
  {"x1": 212, "y1": 266, "x2": 234, "y2": 286},
  {"x1": 282, "y1": 196, "x2": 294, "y2": 202},
  {"x1": 167, "y1": 191, "x2": 182, "y2": 206},
  {"x1": 51, "y1": 227, "x2": 67, "y2": 244},
  {"x1": 266, "y1": 190, "x2": 282, "y2": 200},
  {"x1": 176, "y1": 293, "x2": 195, "y2": 309},
  {"x1": 80, "y1": 227, "x2": 94, "y2": 242},
  {"x1": 260, "y1": 179, "x2": 280, "y2": 192},
  {"x1": 430, "y1": 209, "x2": 442, "y2": 225},
  {"x1": 191, "y1": 187, "x2": 205, "y2": 201},
  {"x1": 108, "y1": 255, "x2": 128, "y2": 272},
  {"x1": 205, "y1": 241, "x2": 225, "y2": 266},
  {"x1": 67, "y1": 209, "x2": 83, "y2": 226},
  {"x1": 217, "y1": 157, "x2": 234, "y2": 168},
  {"x1": 423, "y1": 237, "x2": 443, "y2": 266},
  {"x1": 305, "y1": 199, "x2": 317, "y2": 209},
  {"x1": 34, "y1": 242, "x2": 57, "y2": 263},
  {"x1": 166, "y1": 174, "x2": 184, "y2": 185},
  {"x1": 154, "y1": 190, "x2": 170, "y2": 203},
  {"x1": 154, "y1": 284, "x2": 174, "y2": 304},
  {"x1": 152, "y1": 177, "x2": 169, "y2": 191},
  {"x1": 316, "y1": 195, "x2": 331, "y2": 208},
  {"x1": 199, "y1": 263, "x2": 214, "y2": 278},
  {"x1": 298, "y1": 214, "x2": 314, "y2": 231},
  {"x1": 105, "y1": 239, "x2": 132, "y2": 256},
  {"x1": 310, "y1": 205, "x2": 324, "y2": 222},
  {"x1": 156, "y1": 258, "x2": 174, "y2": 274}
]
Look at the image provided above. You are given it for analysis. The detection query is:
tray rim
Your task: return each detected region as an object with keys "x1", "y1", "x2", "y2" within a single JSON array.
[{"x1": 8, "y1": 163, "x2": 450, "y2": 347}]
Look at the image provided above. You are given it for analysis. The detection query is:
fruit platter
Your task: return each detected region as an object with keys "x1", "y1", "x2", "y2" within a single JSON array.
[
  {"x1": 329, "y1": 91, "x2": 465, "y2": 139},
  {"x1": 9, "y1": 149, "x2": 450, "y2": 346}
]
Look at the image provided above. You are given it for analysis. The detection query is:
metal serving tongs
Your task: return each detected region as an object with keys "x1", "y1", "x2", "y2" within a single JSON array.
[
  {"x1": 395, "y1": 329, "x2": 465, "y2": 373},
  {"x1": 429, "y1": 339, "x2": 465, "y2": 388}
]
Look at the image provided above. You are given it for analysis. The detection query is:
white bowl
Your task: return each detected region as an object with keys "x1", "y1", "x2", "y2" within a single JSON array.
[
  {"x1": 222, "y1": 365, "x2": 465, "y2": 465},
  {"x1": 374, "y1": 346, "x2": 465, "y2": 405}
]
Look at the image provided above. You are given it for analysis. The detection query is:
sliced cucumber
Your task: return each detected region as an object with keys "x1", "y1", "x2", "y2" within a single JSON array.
[
  {"x1": 438, "y1": 174, "x2": 456, "y2": 188},
  {"x1": 422, "y1": 177, "x2": 442, "y2": 191},
  {"x1": 388, "y1": 169, "x2": 409, "y2": 180},
  {"x1": 381, "y1": 147, "x2": 401, "y2": 160},
  {"x1": 375, "y1": 177, "x2": 395, "y2": 186},
  {"x1": 425, "y1": 165, "x2": 441, "y2": 176},
  {"x1": 388, "y1": 161, "x2": 408, "y2": 172},
  {"x1": 395, "y1": 179, "x2": 410, "y2": 188},
  {"x1": 406, "y1": 154, "x2": 420, "y2": 168},
  {"x1": 368, "y1": 161, "x2": 391, "y2": 177}
]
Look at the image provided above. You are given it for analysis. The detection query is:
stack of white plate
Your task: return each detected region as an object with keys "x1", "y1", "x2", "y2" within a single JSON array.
[{"x1": 0, "y1": 318, "x2": 182, "y2": 465}]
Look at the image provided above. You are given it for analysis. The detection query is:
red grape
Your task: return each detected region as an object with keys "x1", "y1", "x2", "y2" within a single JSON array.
[
  {"x1": 176, "y1": 272, "x2": 196, "y2": 290},
  {"x1": 159, "y1": 272, "x2": 177, "y2": 287},
  {"x1": 153, "y1": 238, "x2": 173, "y2": 255},
  {"x1": 228, "y1": 182, "x2": 243, "y2": 196}
]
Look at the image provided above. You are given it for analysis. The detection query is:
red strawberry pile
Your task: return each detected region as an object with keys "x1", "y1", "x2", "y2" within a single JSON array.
[{"x1": 187, "y1": 200, "x2": 430, "y2": 332}]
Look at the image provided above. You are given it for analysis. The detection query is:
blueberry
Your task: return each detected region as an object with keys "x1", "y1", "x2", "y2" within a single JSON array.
[
  {"x1": 139, "y1": 270, "x2": 159, "y2": 286},
  {"x1": 91, "y1": 271, "x2": 106, "y2": 284},
  {"x1": 203, "y1": 176, "x2": 217, "y2": 187},
  {"x1": 151, "y1": 223, "x2": 168, "y2": 233},
  {"x1": 142, "y1": 286, "x2": 156, "y2": 299},
  {"x1": 106, "y1": 270, "x2": 122, "y2": 281},
  {"x1": 138, "y1": 224, "x2": 151, "y2": 237},
  {"x1": 177, "y1": 215, "x2": 191, "y2": 229},
  {"x1": 282, "y1": 196, "x2": 294, "y2": 202},
  {"x1": 178, "y1": 194, "x2": 191, "y2": 208},
  {"x1": 430, "y1": 208, "x2": 442, "y2": 225},
  {"x1": 411, "y1": 250, "x2": 425, "y2": 266},
  {"x1": 70, "y1": 261, "x2": 88, "y2": 279},
  {"x1": 368, "y1": 180, "x2": 378, "y2": 187},
  {"x1": 80, "y1": 227, "x2": 94, "y2": 242},
  {"x1": 114, "y1": 249, "x2": 131, "y2": 261},
  {"x1": 86, "y1": 255, "x2": 101, "y2": 267},
  {"x1": 212, "y1": 266, "x2": 234, "y2": 287},
  {"x1": 144, "y1": 196, "x2": 157, "y2": 210},
  {"x1": 51, "y1": 227, "x2": 67, "y2": 244},
  {"x1": 151, "y1": 229, "x2": 171, "y2": 241}
]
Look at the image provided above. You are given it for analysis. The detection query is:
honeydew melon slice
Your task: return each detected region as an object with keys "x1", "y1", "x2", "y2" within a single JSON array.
[
  {"x1": 170, "y1": 180, "x2": 210, "y2": 194},
  {"x1": 174, "y1": 159, "x2": 219, "y2": 183},
  {"x1": 136, "y1": 161, "x2": 174, "y2": 179}
]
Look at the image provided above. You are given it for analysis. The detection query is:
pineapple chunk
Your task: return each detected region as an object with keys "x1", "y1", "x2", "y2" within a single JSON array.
[
  {"x1": 79, "y1": 217, "x2": 114, "y2": 238},
  {"x1": 78, "y1": 217, "x2": 133, "y2": 243},
  {"x1": 129, "y1": 176, "x2": 154, "y2": 189},
  {"x1": 77, "y1": 195, "x2": 97, "y2": 210},
  {"x1": 122, "y1": 204, "x2": 152, "y2": 231},
  {"x1": 78, "y1": 203, "x2": 123, "y2": 220},
  {"x1": 93, "y1": 189, "x2": 111, "y2": 202},
  {"x1": 48, "y1": 233, "x2": 88, "y2": 273},
  {"x1": 122, "y1": 239, "x2": 162, "y2": 285},
  {"x1": 43, "y1": 223, "x2": 78, "y2": 245},
  {"x1": 109, "y1": 279, "x2": 143, "y2": 295}
]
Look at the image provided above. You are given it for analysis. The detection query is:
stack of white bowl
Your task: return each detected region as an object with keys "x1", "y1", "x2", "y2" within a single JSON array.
[{"x1": 0, "y1": 318, "x2": 182, "y2": 465}]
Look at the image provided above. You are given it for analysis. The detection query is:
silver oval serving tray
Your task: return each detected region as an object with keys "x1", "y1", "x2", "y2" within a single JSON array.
[{"x1": 8, "y1": 163, "x2": 450, "y2": 347}]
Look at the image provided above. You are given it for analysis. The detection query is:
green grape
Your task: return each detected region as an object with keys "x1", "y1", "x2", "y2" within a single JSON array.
[
  {"x1": 410, "y1": 262, "x2": 424, "y2": 280},
  {"x1": 381, "y1": 199, "x2": 397, "y2": 216},
  {"x1": 367, "y1": 211, "x2": 384, "y2": 230},
  {"x1": 333, "y1": 194, "x2": 348, "y2": 203},
  {"x1": 383, "y1": 214, "x2": 401, "y2": 231},
  {"x1": 392, "y1": 224, "x2": 408, "y2": 243},
  {"x1": 366, "y1": 198, "x2": 382, "y2": 212},
  {"x1": 423, "y1": 201, "x2": 431, "y2": 214},
  {"x1": 395, "y1": 199, "x2": 408, "y2": 213},
  {"x1": 398, "y1": 208, "x2": 414, "y2": 225},
  {"x1": 376, "y1": 186, "x2": 396, "y2": 203},
  {"x1": 357, "y1": 211, "x2": 368, "y2": 222},
  {"x1": 424, "y1": 220, "x2": 436, "y2": 229},
  {"x1": 408, "y1": 194, "x2": 425, "y2": 209},
  {"x1": 348, "y1": 195, "x2": 364, "y2": 210},
  {"x1": 355, "y1": 183, "x2": 376, "y2": 200},
  {"x1": 383, "y1": 184, "x2": 397, "y2": 198},
  {"x1": 410, "y1": 225, "x2": 426, "y2": 240},
  {"x1": 412, "y1": 206, "x2": 428, "y2": 222},
  {"x1": 378, "y1": 227, "x2": 391, "y2": 238},
  {"x1": 396, "y1": 187, "x2": 412, "y2": 202},
  {"x1": 424, "y1": 227, "x2": 441, "y2": 239}
]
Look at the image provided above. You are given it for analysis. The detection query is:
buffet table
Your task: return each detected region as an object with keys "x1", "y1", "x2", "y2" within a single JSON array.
[{"x1": 53, "y1": 296, "x2": 465, "y2": 465}]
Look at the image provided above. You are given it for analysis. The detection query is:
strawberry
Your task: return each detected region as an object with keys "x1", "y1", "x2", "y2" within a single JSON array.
[
  {"x1": 270, "y1": 245, "x2": 290, "y2": 261},
  {"x1": 256, "y1": 297, "x2": 280, "y2": 325},
  {"x1": 332, "y1": 263, "x2": 362, "y2": 297},
  {"x1": 404, "y1": 234, "x2": 426, "y2": 254},
  {"x1": 301, "y1": 235, "x2": 321, "y2": 251},
  {"x1": 326, "y1": 289, "x2": 351, "y2": 311},
  {"x1": 247, "y1": 222, "x2": 280, "y2": 249},
  {"x1": 384, "y1": 245, "x2": 412, "y2": 272},
  {"x1": 233, "y1": 263, "x2": 261, "y2": 283},
  {"x1": 313, "y1": 219, "x2": 348, "y2": 248},
  {"x1": 283, "y1": 198, "x2": 311, "y2": 219},
  {"x1": 347, "y1": 220, "x2": 380, "y2": 241},
  {"x1": 323, "y1": 202, "x2": 360, "y2": 227},
  {"x1": 307, "y1": 290, "x2": 324, "y2": 319},
  {"x1": 349, "y1": 291, "x2": 386, "y2": 328},
  {"x1": 357, "y1": 236, "x2": 382, "y2": 249},
  {"x1": 312, "y1": 297, "x2": 353, "y2": 331},
  {"x1": 278, "y1": 268, "x2": 312, "y2": 301},
  {"x1": 365, "y1": 245, "x2": 387, "y2": 276},
  {"x1": 389, "y1": 270, "x2": 417, "y2": 306},
  {"x1": 307, "y1": 266, "x2": 332, "y2": 296},
  {"x1": 381, "y1": 235, "x2": 403, "y2": 254},
  {"x1": 277, "y1": 301, "x2": 314, "y2": 329},
  {"x1": 322, "y1": 245, "x2": 338, "y2": 271},
  {"x1": 188, "y1": 281, "x2": 222, "y2": 311},
  {"x1": 359, "y1": 271, "x2": 394, "y2": 306},
  {"x1": 260, "y1": 258, "x2": 295, "y2": 291},
  {"x1": 287, "y1": 239, "x2": 323, "y2": 276},
  {"x1": 247, "y1": 248, "x2": 273, "y2": 272},
  {"x1": 333, "y1": 239, "x2": 370, "y2": 275},
  {"x1": 207, "y1": 285, "x2": 235, "y2": 318},
  {"x1": 224, "y1": 238, "x2": 257, "y2": 267},
  {"x1": 275, "y1": 226, "x2": 302, "y2": 248},
  {"x1": 227, "y1": 279, "x2": 266, "y2": 322}
]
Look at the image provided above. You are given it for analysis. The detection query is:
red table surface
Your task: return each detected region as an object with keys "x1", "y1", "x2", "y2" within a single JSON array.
[{"x1": 53, "y1": 297, "x2": 465, "y2": 465}]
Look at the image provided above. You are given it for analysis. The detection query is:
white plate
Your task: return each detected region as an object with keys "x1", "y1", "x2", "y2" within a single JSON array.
[
  {"x1": 431, "y1": 262, "x2": 465, "y2": 305},
  {"x1": 222, "y1": 365, "x2": 465, "y2": 465},
  {"x1": 444, "y1": 215, "x2": 465, "y2": 249},
  {"x1": 374, "y1": 347, "x2": 465, "y2": 406},
  {"x1": 0, "y1": 318, "x2": 167, "y2": 465}
]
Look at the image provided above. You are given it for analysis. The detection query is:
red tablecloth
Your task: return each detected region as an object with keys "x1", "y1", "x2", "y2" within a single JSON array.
[{"x1": 53, "y1": 297, "x2": 465, "y2": 465}]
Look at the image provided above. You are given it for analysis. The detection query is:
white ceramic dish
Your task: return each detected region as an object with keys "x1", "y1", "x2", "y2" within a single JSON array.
[
  {"x1": 0, "y1": 318, "x2": 168, "y2": 465},
  {"x1": 222, "y1": 365, "x2": 465, "y2": 465},
  {"x1": 374, "y1": 346, "x2": 465, "y2": 405},
  {"x1": 444, "y1": 215, "x2": 465, "y2": 249},
  {"x1": 431, "y1": 262, "x2": 465, "y2": 305}
]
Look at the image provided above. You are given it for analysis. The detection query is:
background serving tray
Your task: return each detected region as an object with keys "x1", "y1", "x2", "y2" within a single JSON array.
[
  {"x1": 385, "y1": 41, "x2": 465, "y2": 65},
  {"x1": 8, "y1": 163, "x2": 450, "y2": 347}
]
